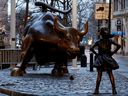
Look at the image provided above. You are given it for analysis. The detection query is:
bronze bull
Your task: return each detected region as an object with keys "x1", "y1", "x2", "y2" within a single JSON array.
[{"x1": 11, "y1": 11, "x2": 88, "y2": 76}]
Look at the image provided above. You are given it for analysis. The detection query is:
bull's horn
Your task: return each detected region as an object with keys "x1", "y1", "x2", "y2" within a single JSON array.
[
  {"x1": 54, "y1": 16, "x2": 66, "y2": 33},
  {"x1": 79, "y1": 21, "x2": 88, "y2": 37},
  {"x1": 35, "y1": 2, "x2": 71, "y2": 14}
]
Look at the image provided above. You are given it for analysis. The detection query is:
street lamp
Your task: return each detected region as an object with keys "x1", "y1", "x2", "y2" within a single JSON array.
[
  {"x1": 10, "y1": 0, "x2": 16, "y2": 48},
  {"x1": 72, "y1": 0, "x2": 78, "y2": 69}
]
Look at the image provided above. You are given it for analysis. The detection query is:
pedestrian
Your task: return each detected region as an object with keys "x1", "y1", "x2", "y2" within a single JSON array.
[{"x1": 90, "y1": 27, "x2": 121, "y2": 94}]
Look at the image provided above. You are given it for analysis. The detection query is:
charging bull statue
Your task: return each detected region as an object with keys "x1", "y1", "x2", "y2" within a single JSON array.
[{"x1": 11, "y1": 3, "x2": 88, "y2": 77}]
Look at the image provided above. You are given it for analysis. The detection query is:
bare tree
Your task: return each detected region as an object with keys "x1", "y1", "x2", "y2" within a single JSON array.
[
  {"x1": 77, "y1": 0, "x2": 97, "y2": 43},
  {"x1": 15, "y1": 0, "x2": 97, "y2": 45}
]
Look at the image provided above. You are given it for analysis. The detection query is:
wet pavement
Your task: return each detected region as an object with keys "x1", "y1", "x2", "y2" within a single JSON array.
[
  {"x1": 0, "y1": 65, "x2": 128, "y2": 96},
  {"x1": 0, "y1": 50, "x2": 128, "y2": 96},
  {"x1": 113, "y1": 54, "x2": 128, "y2": 79}
]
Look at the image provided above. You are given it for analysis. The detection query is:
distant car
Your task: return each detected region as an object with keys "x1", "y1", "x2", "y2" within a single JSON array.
[
  {"x1": 16, "y1": 34, "x2": 21, "y2": 48},
  {"x1": 16, "y1": 43, "x2": 21, "y2": 48}
]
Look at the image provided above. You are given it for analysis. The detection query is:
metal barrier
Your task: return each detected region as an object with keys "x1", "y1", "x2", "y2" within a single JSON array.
[
  {"x1": 0, "y1": 48, "x2": 21, "y2": 64},
  {"x1": 0, "y1": 48, "x2": 36, "y2": 69}
]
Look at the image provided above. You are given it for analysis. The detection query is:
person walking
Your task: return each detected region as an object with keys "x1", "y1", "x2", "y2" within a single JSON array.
[{"x1": 90, "y1": 27, "x2": 121, "y2": 94}]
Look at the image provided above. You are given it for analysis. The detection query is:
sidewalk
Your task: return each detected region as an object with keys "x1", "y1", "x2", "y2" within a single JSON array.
[
  {"x1": 0, "y1": 65, "x2": 128, "y2": 96},
  {"x1": 113, "y1": 54, "x2": 128, "y2": 79}
]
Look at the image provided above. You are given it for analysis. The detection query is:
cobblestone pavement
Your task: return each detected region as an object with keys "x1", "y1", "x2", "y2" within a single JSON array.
[
  {"x1": 0, "y1": 65, "x2": 128, "y2": 96},
  {"x1": 113, "y1": 54, "x2": 128, "y2": 79}
]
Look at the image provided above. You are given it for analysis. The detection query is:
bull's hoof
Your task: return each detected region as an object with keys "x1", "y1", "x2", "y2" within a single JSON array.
[
  {"x1": 10, "y1": 67, "x2": 26, "y2": 76},
  {"x1": 51, "y1": 69, "x2": 64, "y2": 77}
]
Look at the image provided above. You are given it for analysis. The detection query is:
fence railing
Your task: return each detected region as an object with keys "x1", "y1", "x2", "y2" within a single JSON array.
[
  {"x1": 0, "y1": 48, "x2": 21, "y2": 64},
  {"x1": 0, "y1": 48, "x2": 36, "y2": 65}
]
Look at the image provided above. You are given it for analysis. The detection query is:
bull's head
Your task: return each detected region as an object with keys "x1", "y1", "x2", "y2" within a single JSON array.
[{"x1": 54, "y1": 16, "x2": 88, "y2": 59}]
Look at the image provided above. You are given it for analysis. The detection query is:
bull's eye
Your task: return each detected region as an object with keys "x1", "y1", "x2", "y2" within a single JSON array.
[
  {"x1": 76, "y1": 35, "x2": 80, "y2": 40},
  {"x1": 69, "y1": 35, "x2": 72, "y2": 39},
  {"x1": 66, "y1": 34, "x2": 71, "y2": 40}
]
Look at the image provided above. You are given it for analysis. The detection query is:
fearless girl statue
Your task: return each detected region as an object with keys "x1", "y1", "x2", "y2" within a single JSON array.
[{"x1": 90, "y1": 27, "x2": 121, "y2": 94}]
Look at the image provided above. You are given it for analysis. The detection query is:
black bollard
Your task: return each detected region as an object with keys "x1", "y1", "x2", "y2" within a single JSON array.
[
  {"x1": 33, "y1": 64, "x2": 37, "y2": 70},
  {"x1": 81, "y1": 54, "x2": 87, "y2": 67},
  {"x1": 90, "y1": 52, "x2": 93, "y2": 72}
]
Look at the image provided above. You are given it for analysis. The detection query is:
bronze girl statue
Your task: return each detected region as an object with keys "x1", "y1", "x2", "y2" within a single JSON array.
[{"x1": 90, "y1": 27, "x2": 121, "y2": 94}]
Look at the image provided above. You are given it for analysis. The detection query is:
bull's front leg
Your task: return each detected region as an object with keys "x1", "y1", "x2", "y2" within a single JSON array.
[{"x1": 11, "y1": 35, "x2": 33, "y2": 76}]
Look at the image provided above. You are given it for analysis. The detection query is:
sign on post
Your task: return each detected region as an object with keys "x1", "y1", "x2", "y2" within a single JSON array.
[
  {"x1": 95, "y1": 3, "x2": 113, "y2": 20},
  {"x1": 117, "y1": 19, "x2": 122, "y2": 31}
]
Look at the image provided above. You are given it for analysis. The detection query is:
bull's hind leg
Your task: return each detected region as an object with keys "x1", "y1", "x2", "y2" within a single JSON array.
[
  {"x1": 51, "y1": 62, "x2": 64, "y2": 76},
  {"x1": 51, "y1": 59, "x2": 68, "y2": 76},
  {"x1": 11, "y1": 35, "x2": 33, "y2": 76}
]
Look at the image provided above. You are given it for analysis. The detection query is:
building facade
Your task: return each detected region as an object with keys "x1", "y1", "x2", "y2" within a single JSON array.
[
  {"x1": 0, "y1": 0, "x2": 9, "y2": 48},
  {"x1": 95, "y1": 0, "x2": 128, "y2": 55},
  {"x1": 112, "y1": 0, "x2": 128, "y2": 55},
  {"x1": 0, "y1": 0, "x2": 8, "y2": 28}
]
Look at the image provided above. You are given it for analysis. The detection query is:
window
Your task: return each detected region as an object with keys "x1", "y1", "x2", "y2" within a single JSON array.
[
  {"x1": 125, "y1": 0, "x2": 128, "y2": 9},
  {"x1": 103, "y1": 0, "x2": 105, "y2": 2},
  {"x1": 121, "y1": 0, "x2": 125, "y2": 9},
  {"x1": 114, "y1": 0, "x2": 118, "y2": 11}
]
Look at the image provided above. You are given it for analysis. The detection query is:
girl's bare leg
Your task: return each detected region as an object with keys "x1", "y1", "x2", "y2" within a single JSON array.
[
  {"x1": 107, "y1": 70, "x2": 117, "y2": 94},
  {"x1": 94, "y1": 69, "x2": 102, "y2": 94}
]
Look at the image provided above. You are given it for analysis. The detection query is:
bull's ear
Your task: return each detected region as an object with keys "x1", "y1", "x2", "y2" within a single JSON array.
[
  {"x1": 53, "y1": 16, "x2": 66, "y2": 33},
  {"x1": 79, "y1": 21, "x2": 88, "y2": 37}
]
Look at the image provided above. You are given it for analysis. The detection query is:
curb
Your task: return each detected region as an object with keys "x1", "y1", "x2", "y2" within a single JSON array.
[{"x1": 0, "y1": 87, "x2": 38, "y2": 96}]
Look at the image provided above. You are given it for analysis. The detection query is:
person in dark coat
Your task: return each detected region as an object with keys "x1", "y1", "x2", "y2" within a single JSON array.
[{"x1": 90, "y1": 27, "x2": 121, "y2": 94}]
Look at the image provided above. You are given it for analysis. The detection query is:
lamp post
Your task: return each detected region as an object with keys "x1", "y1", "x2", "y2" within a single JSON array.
[
  {"x1": 108, "y1": 0, "x2": 111, "y2": 34},
  {"x1": 10, "y1": 0, "x2": 16, "y2": 68},
  {"x1": 72, "y1": 0, "x2": 78, "y2": 69}
]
